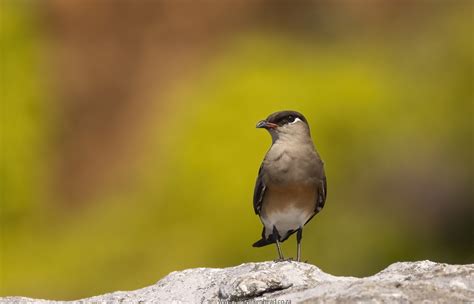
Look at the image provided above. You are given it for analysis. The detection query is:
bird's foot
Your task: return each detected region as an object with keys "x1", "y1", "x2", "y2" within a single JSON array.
[{"x1": 273, "y1": 257, "x2": 294, "y2": 263}]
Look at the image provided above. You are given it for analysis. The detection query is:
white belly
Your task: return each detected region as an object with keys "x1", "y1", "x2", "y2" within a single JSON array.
[{"x1": 261, "y1": 205, "x2": 313, "y2": 240}]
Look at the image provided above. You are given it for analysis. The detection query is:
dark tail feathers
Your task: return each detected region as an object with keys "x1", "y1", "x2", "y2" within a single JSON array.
[{"x1": 252, "y1": 238, "x2": 274, "y2": 247}]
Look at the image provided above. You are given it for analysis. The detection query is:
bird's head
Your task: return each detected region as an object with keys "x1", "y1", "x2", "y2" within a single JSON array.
[{"x1": 256, "y1": 110, "x2": 311, "y2": 142}]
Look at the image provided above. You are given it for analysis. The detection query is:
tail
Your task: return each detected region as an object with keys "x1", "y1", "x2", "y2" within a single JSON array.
[{"x1": 252, "y1": 238, "x2": 274, "y2": 247}]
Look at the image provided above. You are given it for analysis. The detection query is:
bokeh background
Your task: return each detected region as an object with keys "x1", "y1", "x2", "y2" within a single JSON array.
[{"x1": 1, "y1": 0, "x2": 473, "y2": 300}]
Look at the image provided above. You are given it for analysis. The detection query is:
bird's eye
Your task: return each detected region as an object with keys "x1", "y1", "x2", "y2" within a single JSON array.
[{"x1": 287, "y1": 115, "x2": 295, "y2": 123}]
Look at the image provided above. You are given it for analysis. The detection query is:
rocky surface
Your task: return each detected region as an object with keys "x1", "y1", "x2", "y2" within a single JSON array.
[{"x1": 1, "y1": 260, "x2": 473, "y2": 303}]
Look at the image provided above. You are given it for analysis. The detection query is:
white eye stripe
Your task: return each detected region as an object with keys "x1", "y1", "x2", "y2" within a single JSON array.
[{"x1": 289, "y1": 117, "x2": 303, "y2": 125}]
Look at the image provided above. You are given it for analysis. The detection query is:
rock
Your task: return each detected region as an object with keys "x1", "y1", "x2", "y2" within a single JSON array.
[{"x1": 1, "y1": 260, "x2": 473, "y2": 303}]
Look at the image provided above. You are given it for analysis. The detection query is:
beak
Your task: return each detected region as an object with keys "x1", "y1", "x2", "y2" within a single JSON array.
[{"x1": 256, "y1": 120, "x2": 278, "y2": 129}]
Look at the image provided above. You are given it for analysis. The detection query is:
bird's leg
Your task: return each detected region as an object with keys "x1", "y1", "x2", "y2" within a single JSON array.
[
  {"x1": 275, "y1": 240, "x2": 284, "y2": 261},
  {"x1": 273, "y1": 226, "x2": 285, "y2": 261},
  {"x1": 296, "y1": 228, "x2": 303, "y2": 262}
]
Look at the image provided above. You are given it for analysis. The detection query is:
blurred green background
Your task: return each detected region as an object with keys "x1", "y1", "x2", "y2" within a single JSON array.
[{"x1": 1, "y1": 0, "x2": 473, "y2": 300}]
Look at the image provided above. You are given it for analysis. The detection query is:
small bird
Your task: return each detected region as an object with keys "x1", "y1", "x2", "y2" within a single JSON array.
[{"x1": 253, "y1": 110, "x2": 327, "y2": 262}]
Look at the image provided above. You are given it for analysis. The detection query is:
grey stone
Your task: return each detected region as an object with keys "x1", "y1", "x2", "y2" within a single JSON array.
[{"x1": 1, "y1": 260, "x2": 473, "y2": 303}]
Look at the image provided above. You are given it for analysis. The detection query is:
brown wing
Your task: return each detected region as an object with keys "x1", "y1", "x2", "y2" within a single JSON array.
[
  {"x1": 304, "y1": 173, "x2": 327, "y2": 225},
  {"x1": 253, "y1": 164, "x2": 266, "y2": 215},
  {"x1": 316, "y1": 175, "x2": 327, "y2": 213}
]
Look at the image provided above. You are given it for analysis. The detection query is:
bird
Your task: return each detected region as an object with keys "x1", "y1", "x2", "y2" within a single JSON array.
[{"x1": 252, "y1": 110, "x2": 327, "y2": 262}]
